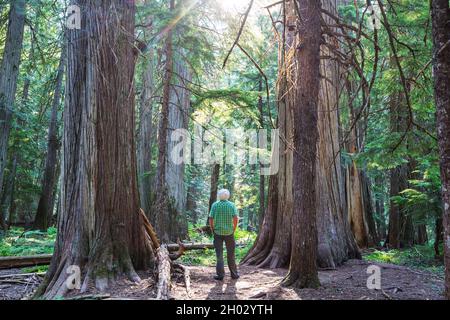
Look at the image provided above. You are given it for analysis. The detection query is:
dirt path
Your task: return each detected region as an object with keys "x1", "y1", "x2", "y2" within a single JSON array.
[
  {"x1": 171, "y1": 259, "x2": 445, "y2": 300},
  {"x1": 0, "y1": 259, "x2": 445, "y2": 300}
]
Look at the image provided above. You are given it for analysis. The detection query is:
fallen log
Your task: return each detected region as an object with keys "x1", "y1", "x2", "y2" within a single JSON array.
[
  {"x1": 166, "y1": 243, "x2": 214, "y2": 251},
  {"x1": 0, "y1": 254, "x2": 52, "y2": 269},
  {"x1": 156, "y1": 245, "x2": 171, "y2": 300},
  {"x1": 0, "y1": 242, "x2": 242, "y2": 269},
  {"x1": 140, "y1": 208, "x2": 160, "y2": 249},
  {"x1": 195, "y1": 225, "x2": 212, "y2": 236},
  {"x1": 0, "y1": 272, "x2": 46, "y2": 279}
]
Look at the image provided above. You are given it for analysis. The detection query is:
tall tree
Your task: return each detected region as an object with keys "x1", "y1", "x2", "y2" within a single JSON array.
[
  {"x1": 243, "y1": 0, "x2": 360, "y2": 271},
  {"x1": 281, "y1": 0, "x2": 322, "y2": 288},
  {"x1": 153, "y1": 0, "x2": 175, "y2": 242},
  {"x1": 0, "y1": 0, "x2": 26, "y2": 201},
  {"x1": 431, "y1": 0, "x2": 450, "y2": 299},
  {"x1": 207, "y1": 163, "x2": 220, "y2": 225},
  {"x1": 257, "y1": 78, "x2": 265, "y2": 228},
  {"x1": 386, "y1": 89, "x2": 415, "y2": 248},
  {"x1": 152, "y1": 0, "x2": 190, "y2": 241},
  {"x1": 165, "y1": 57, "x2": 191, "y2": 239},
  {"x1": 345, "y1": 80, "x2": 378, "y2": 248},
  {"x1": 37, "y1": 0, "x2": 154, "y2": 298},
  {"x1": 137, "y1": 13, "x2": 154, "y2": 218},
  {"x1": 33, "y1": 48, "x2": 65, "y2": 231}
]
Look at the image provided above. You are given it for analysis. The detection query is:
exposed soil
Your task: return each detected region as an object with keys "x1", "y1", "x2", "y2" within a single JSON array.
[
  {"x1": 0, "y1": 259, "x2": 445, "y2": 300},
  {"x1": 171, "y1": 259, "x2": 445, "y2": 300}
]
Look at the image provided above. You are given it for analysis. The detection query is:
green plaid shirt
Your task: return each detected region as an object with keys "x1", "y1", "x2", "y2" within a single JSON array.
[{"x1": 209, "y1": 200, "x2": 238, "y2": 236}]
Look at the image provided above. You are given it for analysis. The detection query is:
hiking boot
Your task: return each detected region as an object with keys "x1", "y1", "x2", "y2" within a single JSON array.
[
  {"x1": 214, "y1": 275, "x2": 224, "y2": 281},
  {"x1": 231, "y1": 273, "x2": 240, "y2": 280}
]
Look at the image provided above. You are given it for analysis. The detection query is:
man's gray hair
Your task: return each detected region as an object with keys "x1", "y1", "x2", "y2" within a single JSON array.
[{"x1": 218, "y1": 189, "x2": 230, "y2": 201}]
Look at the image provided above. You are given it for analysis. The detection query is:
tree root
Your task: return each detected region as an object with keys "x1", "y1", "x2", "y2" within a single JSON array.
[
  {"x1": 34, "y1": 209, "x2": 189, "y2": 300},
  {"x1": 257, "y1": 251, "x2": 288, "y2": 269},
  {"x1": 241, "y1": 246, "x2": 271, "y2": 266},
  {"x1": 281, "y1": 271, "x2": 320, "y2": 289}
]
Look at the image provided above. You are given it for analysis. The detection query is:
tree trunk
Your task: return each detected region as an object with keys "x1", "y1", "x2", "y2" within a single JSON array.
[
  {"x1": 344, "y1": 79, "x2": 378, "y2": 248},
  {"x1": 0, "y1": 0, "x2": 26, "y2": 200},
  {"x1": 346, "y1": 159, "x2": 369, "y2": 248},
  {"x1": 186, "y1": 181, "x2": 198, "y2": 224},
  {"x1": 435, "y1": 217, "x2": 444, "y2": 257},
  {"x1": 152, "y1": 0, "x2": 178, "y2": 243},
  {"x1": 281, "y1": 0, "x2": 321, "y2": 288},
  {"x1": 362, "y1": 173, "x2": 379, "y2": 245},
  {"x1": 0, "y1": 152, "x2": 17, "y2": 230},
  {"x1": 165, "y1": 58, "x2": 191, "y2": 239},
  {"x1": 37, "y1": 0, "x2": 154, "y2": 299},
  {"x1": 207, "y1": 163, "x2": 220, "y2": 225},
  {"x1": 257, "y1": 78, "x2": 265, "y2": 229},
  {"x1": 374, "y1": 175, "x2": 387, "y2": 241},
  {"x1": 387, "y1": 87, "x2": 410, "y2": 248},
  {"x1": 431, "y1": 0, "x2": 450, "y2": 299},
  {"x1": 388, "y1": 165, "x2": 406, "y2": 248},
  {"x1": 33, "y1": 49, "x2": 65, "y2": 231},
  {"x1": 243, "y1": 0, "x2": 360, "y2": 272},
  {"x1": 137, "y1": 45, "x2": 154, "y2": 218},
  {"x1": 416, "y1": 224, "x2": 428, "y2": 245}
]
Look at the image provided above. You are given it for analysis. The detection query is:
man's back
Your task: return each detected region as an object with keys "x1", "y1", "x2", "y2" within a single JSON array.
[{"x1": 209, "y1": 200, "x2": 238, "y2": 236}]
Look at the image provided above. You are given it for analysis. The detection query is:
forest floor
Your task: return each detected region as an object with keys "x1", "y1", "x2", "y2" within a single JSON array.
[
  {"x1": 0, "y1": 259, "x2": 444, "y2": 300},
  {"x1": 170, "y1": 259, "x2": 445, "y2": 300}
]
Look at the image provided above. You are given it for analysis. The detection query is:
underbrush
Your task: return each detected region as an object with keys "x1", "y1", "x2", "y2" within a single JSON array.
[
  {"x1": 0, "y1": 227, "x2": 55, "y2": 273},
  {"x1": 1, "y1": 224, "x2": 256, "y2": 268},
  {"x1": 363, "y1": 243, "x2": 444, "y2": 275},
  {"x1": 180, "y1": 224, "x2": 256, "y2": 266},
  {"x1": 0, "y1": 227, "x2": 56, "y2": 257}
]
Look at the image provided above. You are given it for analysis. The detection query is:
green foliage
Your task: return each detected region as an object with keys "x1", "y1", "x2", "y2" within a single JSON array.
[
  {"x1": 180, "y1": 223, "x2": 256, "y2": 266},
  {"x1": 21, "y1": 265, "x2": 49, "y2": 273},
  {"x1": 364, "y1": 244, "x2": 444, "y2": 275},
  {"x1": 393, "y1": 155, "x2": 441, "y2": 227},
  {"x1": 0, "y1": 227, "x2": 56, "y2": 257}
]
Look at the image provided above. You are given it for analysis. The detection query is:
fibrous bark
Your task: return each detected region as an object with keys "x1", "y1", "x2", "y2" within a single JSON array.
[
  {"x1": 208, "y1": 164, "x2": 220, "y2": 221},
  {"x1": 243, "y1": 0, "x2": 360, "y2": 271},
  {"x1": 165, "y1": 58, "x2": 191, "y2": 239},
  {"x1": 0, "y1": 152, "x2": 17, "y2": 231},
  {"x1": 37, "y1": 0, "x2": 155, "y2": 299},
  {"x1": 153, "y1": 0, "x2": 190, "y2": 243},
  {"x1": 431, "y1": 0, "x2": 450, "y2": 299},
  {"x1": 33, "y1": 48, "x2": 65, "y2": 231},
  {"x1": 137, "y1": 46, "x2": 155, "y2": 218},
  {"x1": 282, "y1": 0, "x2": 321, "y2": 288},
  {"x1": 344, "y1": 78, "x2": 378, "y2": 248},
  {"x1": 257, "y1": 78, "x2": 266, "y2": 229},
  {"x1": 0, "y1": 0, "x2": 26, "y2": 200}
]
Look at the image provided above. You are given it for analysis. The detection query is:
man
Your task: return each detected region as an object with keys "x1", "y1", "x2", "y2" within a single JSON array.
[{"x1": 209, "y1": 188, "x2": 239, "y2": 280}]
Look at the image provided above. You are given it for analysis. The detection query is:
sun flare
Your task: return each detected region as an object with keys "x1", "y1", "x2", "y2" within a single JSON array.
[{"x1": 220, "y1": 0, "x2": 249, "y2": 12}]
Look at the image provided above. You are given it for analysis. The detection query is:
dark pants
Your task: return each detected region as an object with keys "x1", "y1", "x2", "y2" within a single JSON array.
[{"x1": 213, "y1": 233, "x2": 238, "y2": 278}]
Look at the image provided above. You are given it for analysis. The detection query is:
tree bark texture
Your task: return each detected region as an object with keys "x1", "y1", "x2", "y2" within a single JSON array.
[
  {"x1": 0, "y1": 0, "x2": 26, "y2": 201},
  {"x1": 38, "y1": 0, "x2": 154, "y2": 298},
  {"x1": 282, "y1": 0, "x2": 321, "y2": 288},
  {"x1": 138, "y1": 46, "x2": 155, "y2": 218},
  {"x1": 33, "y1": 49, "x2": 65, "y2": 231},
  {"x1": 431, "y1": 0, "x2": 450, "y2": 299},
  {"x1": 242, "y1": 0, "x2": 360, "y2": 271}
]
